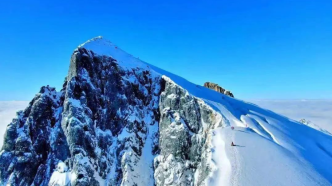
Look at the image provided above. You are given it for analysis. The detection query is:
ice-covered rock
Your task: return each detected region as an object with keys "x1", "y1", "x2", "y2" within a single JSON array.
[{"x1": 154, "y1": 77, "x2": 224, "y2": 186}]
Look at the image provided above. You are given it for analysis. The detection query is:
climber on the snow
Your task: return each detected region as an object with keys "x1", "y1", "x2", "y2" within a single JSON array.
[{"x1": 231, "y1": 141, "x2": 235, "y2": 146}]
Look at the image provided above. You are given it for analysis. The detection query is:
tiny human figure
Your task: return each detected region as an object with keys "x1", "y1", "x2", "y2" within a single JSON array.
[
  {"x1": 231, "y1": 142, "x2": 235, "y2": 146},
  {"x1": 231, "y1": 126, "x2": 234, "y2": 130}
]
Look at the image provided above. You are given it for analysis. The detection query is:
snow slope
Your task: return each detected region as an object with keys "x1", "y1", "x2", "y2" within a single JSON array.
[
  {"x1": 208, "y1": 100, "x2": 332, "y2": 186},
  {"x1": 80, "y1": 37, "x2": 332, "y2": 185}
]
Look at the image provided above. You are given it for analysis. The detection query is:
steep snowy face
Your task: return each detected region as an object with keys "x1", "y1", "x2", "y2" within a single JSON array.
[{"x1": 60, "y1": 46, "x2": 163, "y2": 186}]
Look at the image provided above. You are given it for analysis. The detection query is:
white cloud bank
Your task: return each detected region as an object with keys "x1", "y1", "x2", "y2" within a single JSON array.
[
  {"x1": 251, "y1": 99, "x2": 332, "y2": 134},
  {"x1": 0, "y1": 101, "x2": 29, "y2": 147}
]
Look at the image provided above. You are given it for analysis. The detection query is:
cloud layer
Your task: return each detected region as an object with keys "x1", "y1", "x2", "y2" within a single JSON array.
[{"x1": 251, "y1": 99, "x2": 332, "y2": 134}]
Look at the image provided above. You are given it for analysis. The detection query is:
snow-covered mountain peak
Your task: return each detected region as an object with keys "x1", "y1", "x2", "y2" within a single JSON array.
[
  {"x1": 77, "y1": 36, "x2": 116, "y2": 55},
  {"x1": 76, "y1": 36, "x2": 151, "y2": 72},
  {"x1": 1, "y1": 37, "x2": 332, "y2": 186}
]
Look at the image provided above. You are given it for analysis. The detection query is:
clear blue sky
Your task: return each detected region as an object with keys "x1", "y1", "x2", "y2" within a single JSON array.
[{"x1": 0, "y1": 0, "x2": 332, "y2": 101}]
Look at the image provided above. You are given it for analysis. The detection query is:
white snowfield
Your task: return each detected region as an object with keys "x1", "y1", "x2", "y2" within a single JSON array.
[{"x1": 80, "y1": 37, "x2": 332, "y2": 186}]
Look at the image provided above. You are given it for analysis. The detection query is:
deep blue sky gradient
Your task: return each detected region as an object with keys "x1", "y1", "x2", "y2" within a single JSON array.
[{"x1": 1, "y1": 0, "x2": 332, "y2": 100}]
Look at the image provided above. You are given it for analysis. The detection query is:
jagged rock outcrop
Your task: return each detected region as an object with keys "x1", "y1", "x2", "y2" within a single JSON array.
[
  {"x1": 204, "y1": 82, "x2": 234, "y2": 97},
  {"x1": 0, "y1": 85, "x2": 66, "y2": 186},
  {"x1": 0, "y1": 37, "x2": 225, "y2": 186},
  {"x1": 154, "y1": 77, "x2": 223, "y2": 186}
]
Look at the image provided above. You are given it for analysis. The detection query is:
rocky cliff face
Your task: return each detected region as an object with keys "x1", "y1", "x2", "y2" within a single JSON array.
[
  {"x1": 0, "y1": 86, "x2": 65, "y2": 186},
  {"x1": 203, "y1": 82, "x2": 234, "y2": 97},
  {"x1": 0, "y1": 37, "x2": 225, "y2": 186},
  {"x1": 155, "y1": 77, "x2": 223, "y2": 186}
]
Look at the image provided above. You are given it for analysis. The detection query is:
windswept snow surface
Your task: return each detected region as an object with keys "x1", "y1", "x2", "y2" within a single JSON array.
[
  {"x1": 207, "y1": 100, "x2": 332, "y2": 186},
  {"x1": 79, "y1": 37, "x2": 332, "y2": 185}
]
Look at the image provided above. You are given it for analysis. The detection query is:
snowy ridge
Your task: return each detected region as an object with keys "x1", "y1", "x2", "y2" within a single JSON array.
[
  {"x1": 77, "y1": 36, "x2": 152, "y2": 72},
  {"x1": 78, "y1": 37, "x2": 332, "y2": 185}
]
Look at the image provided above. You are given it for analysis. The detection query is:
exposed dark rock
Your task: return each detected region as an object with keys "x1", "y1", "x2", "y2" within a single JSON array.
[
  {"x1": 204, "y1": 82, "x2": 234, "y2": 97},
  {"x1": 0, "y1": 86, "x2": 67, "y2": 186},
  {"x1": 154, "y1": 77, "x2": 224, "y2": 186}
]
